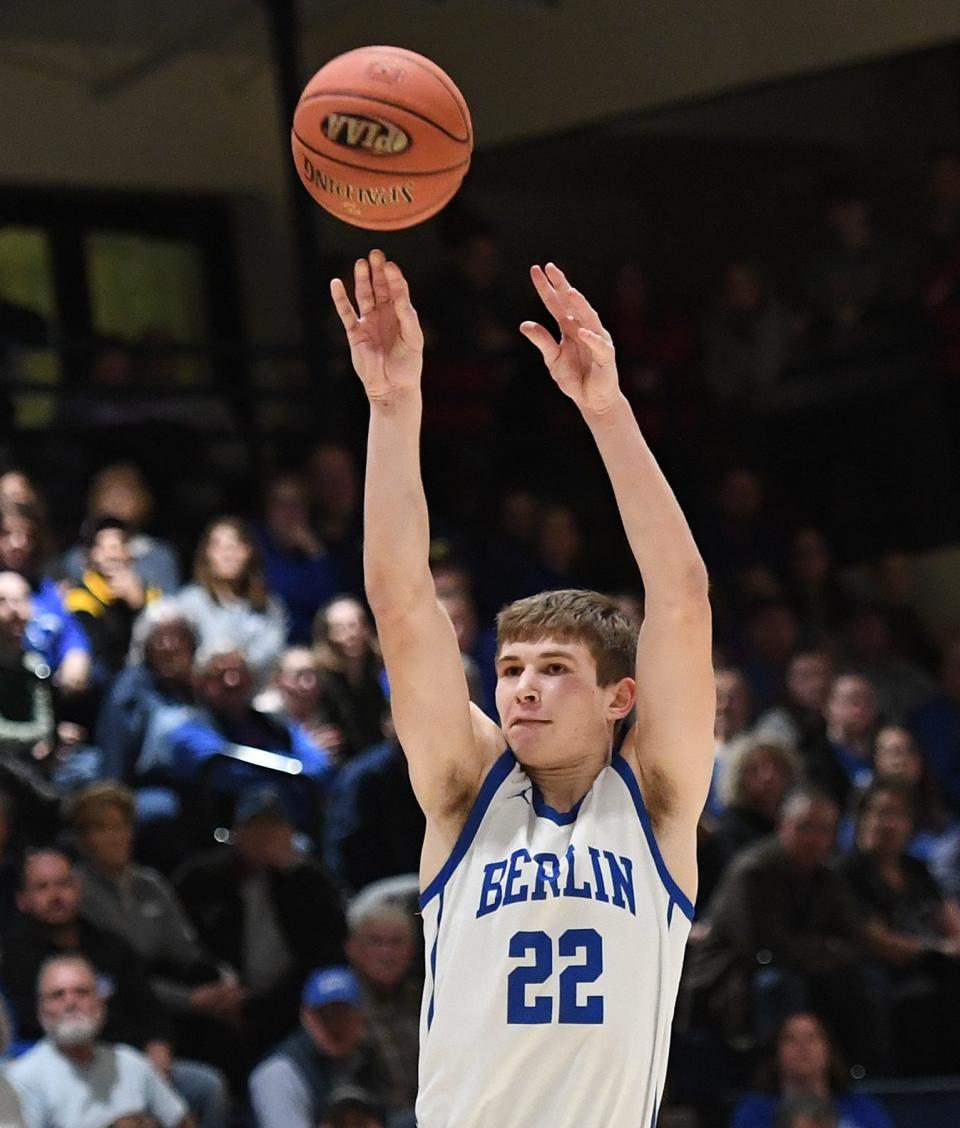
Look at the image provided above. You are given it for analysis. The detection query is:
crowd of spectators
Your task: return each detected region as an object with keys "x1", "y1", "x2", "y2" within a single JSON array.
[{"x1": 0, "y1": 151, "x2": 959, "y2": 1127}]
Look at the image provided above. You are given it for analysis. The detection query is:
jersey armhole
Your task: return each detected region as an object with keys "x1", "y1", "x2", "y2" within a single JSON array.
[
  {"x1": 418, "y1": 749, "x2": 516, "y2": 910},
  {"x1": 611, "y1": 752, "x2": 696, "y2": 921}
]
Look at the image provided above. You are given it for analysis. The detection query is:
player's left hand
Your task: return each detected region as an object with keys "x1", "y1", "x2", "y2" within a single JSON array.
[{"x1": 521, "y1": 263, "x2": 620, "y2": 415}]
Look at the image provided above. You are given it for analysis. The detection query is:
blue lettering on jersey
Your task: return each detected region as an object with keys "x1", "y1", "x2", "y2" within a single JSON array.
[{"x1": 475, "y1": 844, "x2": 636, "y2": 919}]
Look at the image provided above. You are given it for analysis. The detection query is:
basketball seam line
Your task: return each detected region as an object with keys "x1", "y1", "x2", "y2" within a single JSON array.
[
  {"x1": 296, "y1": 90, "x2": 471, "y2": 145},
  {"x1": 366, "y1": 48, "x2": 472, "y2": 137},
  {"x1": 292, "y1": 128, "x2": 471, "y2": 178}
]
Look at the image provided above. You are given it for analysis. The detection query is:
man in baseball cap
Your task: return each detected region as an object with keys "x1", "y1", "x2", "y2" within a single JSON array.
[{"x1": 248, "y1": 967, "x2": 391, "y2": 1128}]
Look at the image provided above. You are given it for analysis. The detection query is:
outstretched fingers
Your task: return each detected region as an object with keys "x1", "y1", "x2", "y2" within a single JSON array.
[
  {"x1": 368, "y1": 248, "x2": 392, "y2": 306},
  {"x1": 519, "y1": 320, "x2": 561, "y2": 366},
  {"x1": 384, "y1": 259, "x2": 424, "y2": 349},
  {"x1": 353, "y1": 257, "x2": 375, "y2": 316},
  {"x1": 577, "y1": 326, "x2": 615, "y2": 366},
  {"x1": 330, "y1": 277, "x2": 359, "y2": 334}
]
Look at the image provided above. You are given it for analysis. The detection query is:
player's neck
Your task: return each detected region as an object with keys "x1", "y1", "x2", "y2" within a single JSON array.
[{"x1": 524, "y1": 749, "x2": 610, "y2": 812}]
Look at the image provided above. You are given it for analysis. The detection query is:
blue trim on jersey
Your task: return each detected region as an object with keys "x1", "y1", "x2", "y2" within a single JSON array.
[
  {"x1": 530, "y1": 784, "x2": 584, "y2": 825},
  {"x1": 419, "y1": 749, "x2": 516, "y2": 909},
  {"x1": 427, "y1": 887, "x2": 444, "y2": 1030},
  {"x1": 610, "y1": 753, "x2": 695, "y2": 921}
]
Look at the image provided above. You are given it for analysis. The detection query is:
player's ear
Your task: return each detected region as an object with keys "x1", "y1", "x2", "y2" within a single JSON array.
[{"x1": 607, "y1": 676, "x2": 636, "y2": 721}]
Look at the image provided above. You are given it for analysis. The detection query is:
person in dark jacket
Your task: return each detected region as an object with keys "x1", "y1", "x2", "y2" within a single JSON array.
[
  {"x1": 323, "y1": 739, "x2": 425, "y2": 895},
  {"x1": 174, "y1": 787, "x2": 347, "y2": 1065},
  {"x1": 248, "y1": 966, "x2": 392, "y2": 1128},
  {"x1": 1, "y1": 847, "x2": 225, "y2": 1125}
]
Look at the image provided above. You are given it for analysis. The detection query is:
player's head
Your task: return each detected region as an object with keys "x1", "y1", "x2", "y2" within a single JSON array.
[
  {"x1": 496, "y1": 589, "x2": 636, "y2": 687},
  {"x1": 495, "y1": 590, "x2": 636, "y2": 760}
]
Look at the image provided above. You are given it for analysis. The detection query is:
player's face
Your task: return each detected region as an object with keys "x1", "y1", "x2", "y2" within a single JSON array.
[{"x1": 494, "y1": 637, "x2": 630, "y2": 764}]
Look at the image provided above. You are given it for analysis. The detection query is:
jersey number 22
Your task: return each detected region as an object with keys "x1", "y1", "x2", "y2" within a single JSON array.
[{"x1": 507, "y1": 927, "x2": 603, "y2": 1024}]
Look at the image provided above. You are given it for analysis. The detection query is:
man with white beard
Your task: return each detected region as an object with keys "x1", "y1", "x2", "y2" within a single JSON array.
[{"x1": 5, "y1": 955, "x2": 194, "y2": 1128}]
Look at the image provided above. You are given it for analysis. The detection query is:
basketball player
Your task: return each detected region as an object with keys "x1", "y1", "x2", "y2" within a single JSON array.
[{"x1": 330, "y1": 250, "x2": 714, "y2": 1127}]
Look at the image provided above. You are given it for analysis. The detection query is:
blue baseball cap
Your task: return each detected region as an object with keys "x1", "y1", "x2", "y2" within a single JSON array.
[{"x1": 302, "y1": 966, "x2": 362, "y2": 1010}]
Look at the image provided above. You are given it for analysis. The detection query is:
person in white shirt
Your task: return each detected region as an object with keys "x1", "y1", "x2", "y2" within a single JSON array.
[{"x1": 5, "y1": 955, "x2": 193, "y2": 1128}]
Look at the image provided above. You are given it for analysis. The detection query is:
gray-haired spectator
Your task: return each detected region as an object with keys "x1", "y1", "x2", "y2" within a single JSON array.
[
  {"x1": 95, "y1": 599, "x2": 198, "y2": 784},
  {"x1": 345, "y1": 899, "x2": 421, "y2": 1118},
  {"x1": 5, "y1": 955, "x2": 193, "y2": 1128}
]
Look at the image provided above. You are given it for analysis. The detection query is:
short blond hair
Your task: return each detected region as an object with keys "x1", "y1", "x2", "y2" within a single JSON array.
[
  {"x1": 67, "y1": 782, "x2": 135, "y2": 832},
  {"x1": 496, "y1": 589, "x2": 637, "y2": 687}
]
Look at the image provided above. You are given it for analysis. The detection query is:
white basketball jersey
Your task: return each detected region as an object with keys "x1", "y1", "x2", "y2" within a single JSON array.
[{"x1": 417, "y1": 749, "x2": 694, "y2": 1128}]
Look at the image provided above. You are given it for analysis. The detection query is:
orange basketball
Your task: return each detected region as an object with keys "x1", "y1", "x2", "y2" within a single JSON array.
[{"x1": 291, "y1": 45, "x2": 473, "y2": 231}]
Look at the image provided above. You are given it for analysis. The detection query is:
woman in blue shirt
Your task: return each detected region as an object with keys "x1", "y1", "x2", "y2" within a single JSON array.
[{"x1": 730, "y1": 1012, "x2": 893, "y2": 1128}]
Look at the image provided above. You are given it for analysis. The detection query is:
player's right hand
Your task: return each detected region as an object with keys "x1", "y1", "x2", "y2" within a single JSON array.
[{"x1": 330, "y1": 249, "x2": 424, "y2": 401}]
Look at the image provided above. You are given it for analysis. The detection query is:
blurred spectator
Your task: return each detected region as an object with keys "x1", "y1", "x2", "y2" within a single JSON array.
[
  {"x1": 918, "y1": 151, "x2": 960, "y2": 378},
  {"x1": 838, "y1": 605, "x2": 935, "y2": 723},
  {"x1": 0, "y1": 570, "x2": 54, "y2": 766},
  {"x1": 344, "y1": 901, "x2": 420, "y2": 1119},
  {"x1": 772, "y1": 1096, "x2": 839, "y2": 1128},
  {"x1": 519, "y1": 502, "x2": 588, "y2": 595},
  {"x1": 302, "y1": 443, "x2": 364, "y2": 600},
  {"x1": 174, "y1": 787, "x2": 347, "y2": 1063},
  {"x1": 5, "y1": 955, "x2": 194, "y2": 1128},
  {"x1": 784, "y1": 528, "x2": 853, "y2": 639},
  {"x1": 313, "y1": 598, "x2": 388, "y2": 762},
  {"x1": 65, "y1": 518, "x2": 162, "y2": 685},
  {"x1": 604, "y1": 258, "x2": 698, "y2": 446},
  {"x1": 96, "y1": 599, "x2": 198, "y2": 785},
  {"x1": 909, "y1": 636, "x2": 960, "y2": 813},
  {"x1": 68, "y1": 783, "x2": 247, "y2": 1075},
  {"x1": 2, "y1": 849, "x2": 226, "y2": 1124},
  {"x1": 319, "y1": 1086, "x2": 389, "y2": 1128},
  {"x1": 686, "y1": 789, "x2": 884, "y2": 1066},
  {"x1": 836, "y1": 777, "x2": 960, "y2": 1075},
  {"x1": 435, "y1": 587, "x2": 485, "y2": 710},
  {"x1": 813, "y1": 673, "x2": 878, "y2": 809},
  {"x1": 871, "y1": 725, "x2": 951, "y2": 861},
  {"x1": 60, "y1": 464, "x2": 181, "y2": 593},
  {"x1": 159, "y1": 646, "x2": 333, "y2": 836},
  {"x1": 714, "y1": 741, "x2": 801, "y2": 869},
  {"x1": 0, "y1": 1074, "x2": 25, "y2": 1128},
  {"x1": 177, "y1": 517, "x2": 287, "y2": 689},
  {"x1": 248, "y1": 966, "x2": 391, "y2": 1128},
  {"x1": 0, "y1": 501, "x2": 90, "y2": 693},
  {"x1": 0, "y1": 568, "x2": 99, "y2": 798},
  {"x1": 704, "y1": 258, "x2": 794, "y2": 403},
  {"x1": 699, "y1": 467, "x2": 784, "y2": 624},
  {"x1": 753, "y1": 648, "x2": 833, "y2": 755},
  {"x1": 802, "y1": 180, "x2": 900, "y2": 362},
  {"x1": 869, "y1": 550, "x2": 939, "y2": 672},
  {"x1": 707, "y1": 667, "x2": 754, "y2": 820},
  {"x1": 256, "y1": 646, "x2": 347, "y2": 762},
  {"x1": 323, "y1": 738, "x2": 424, "y2": 895},
  {"x1": 739, "y1": 599, "x2": 801, "y2": 715},
  {"x1": 475, "y1": 487, "x2": 542, "y2": 618},
  {"x1": 256, "y1": 472, "x2": 342, "y2": 646},
  {"x1": 729, "y1": 1011, "x2": 892, "y2": 1128}
]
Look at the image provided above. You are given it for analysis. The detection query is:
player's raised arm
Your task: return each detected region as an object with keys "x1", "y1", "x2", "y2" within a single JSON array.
[
  {"x1": 330, "y1": 251, "x2": 503, "y2": 828},
  {"x1": 521, "y1": 263, "x2": 715, "y2": 832}
]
